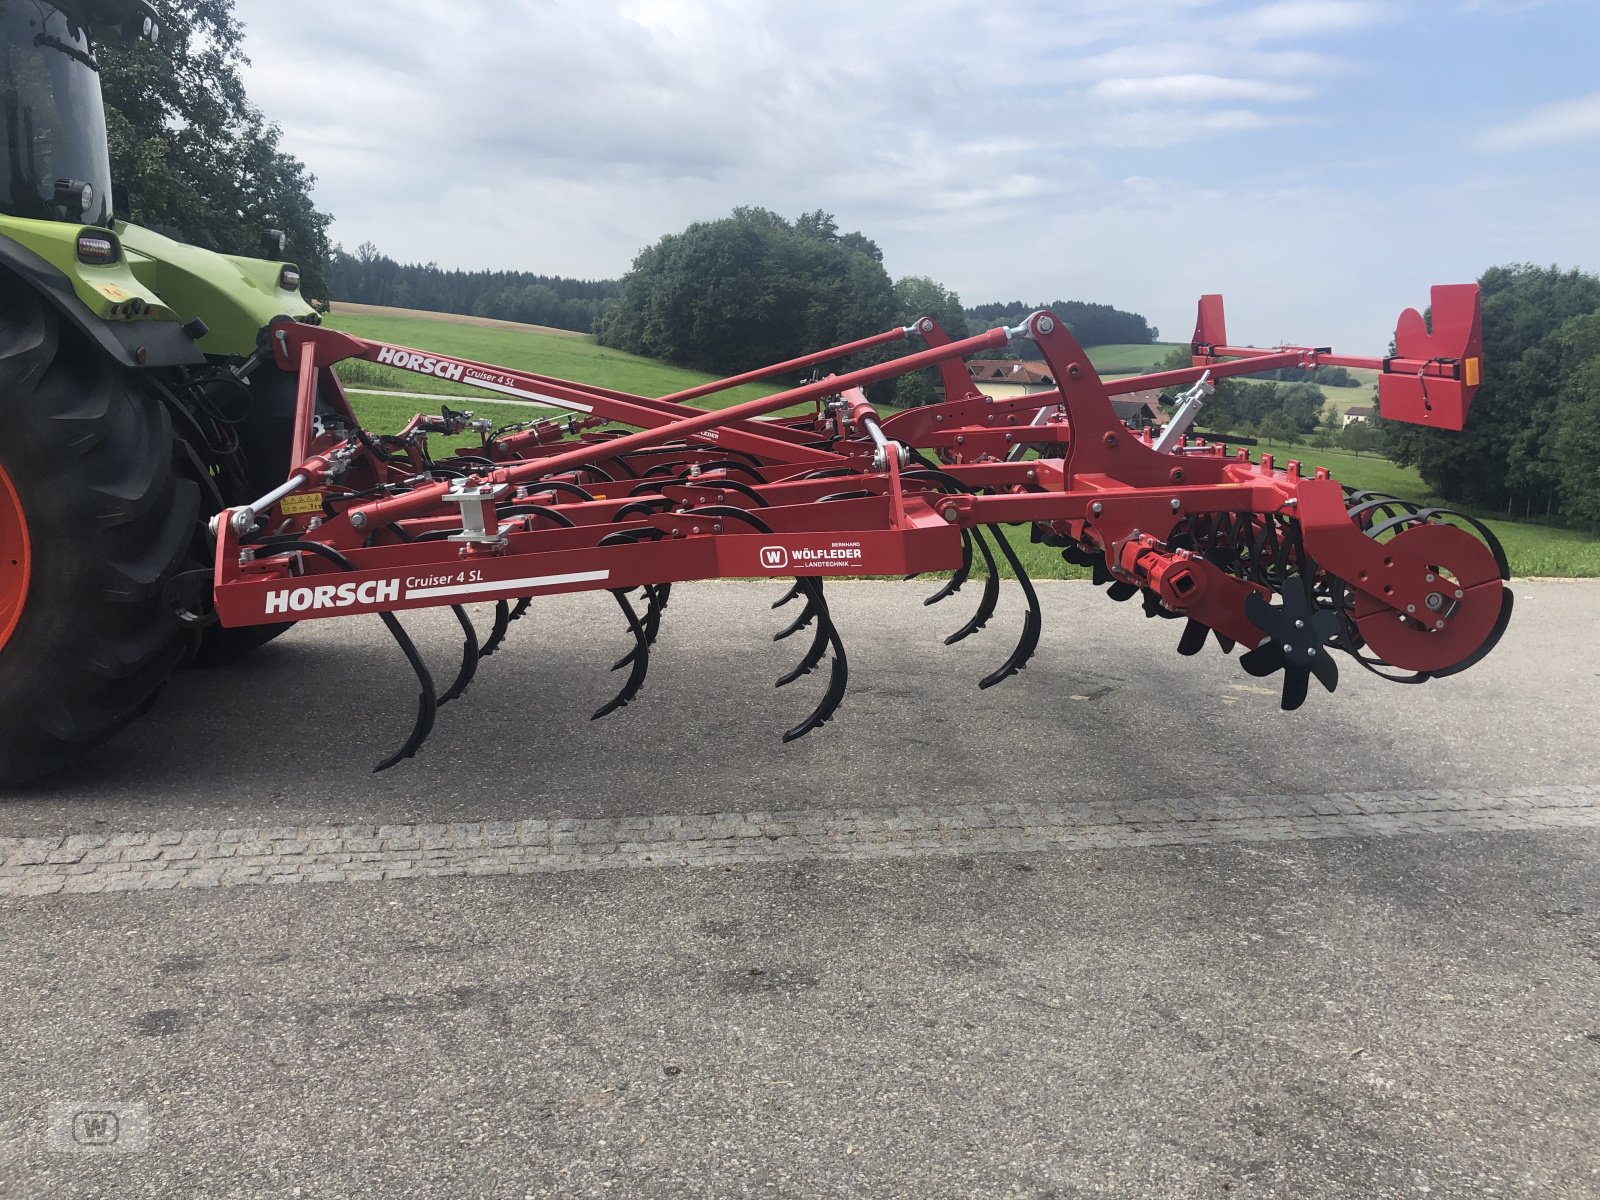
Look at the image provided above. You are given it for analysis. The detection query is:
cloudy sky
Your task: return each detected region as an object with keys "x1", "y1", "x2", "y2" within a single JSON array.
[{"x1": 241, "y1": 0, "x2": 1598, "y2": 350}]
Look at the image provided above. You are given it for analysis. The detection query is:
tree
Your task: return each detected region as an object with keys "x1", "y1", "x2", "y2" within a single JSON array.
[
  {"x1": 1274, "y1": 382, "x2": 1326, "y2": 433},
  {"x1": 888, "y1": 276, "x2": 969, "y2": 407},
  {"x1": 1311, "y1": 406, "x2": 1341, "y2": 449},
  {"x1": 1383, "y1": 264, "x2": 1600, "y2": 516},
  {"x1": 327, "y1": 244, "x2": 619, "y2": 332},
  {"x1": 1549, "y1": 310, "x2": 1600, "y2": 527},
  {"x1": 1340, "y1": 417, "x2": 1382, "y2": 454},
  {"x1": 97, "y1": 1, "x2": 333, "y2": 297},
  {"x1": 1256, "y1": 410, "x2": 1301, "y2": 445},
  {"x1": 965, "y1": 299, "x2": 1157, "y2": 349},
  {"x1": 595, "y1": 208, "x2": 897, "y2": 375}
]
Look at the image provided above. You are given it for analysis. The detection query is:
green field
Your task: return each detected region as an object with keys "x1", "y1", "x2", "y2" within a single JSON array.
[
  {"x1": 332, "y1": 309, "x2": 1596, "y2": 579},
  {"x1": 1088, "y1": 342, "x2": 1185, "y2": 375},
  {"x1": 327, "y1": 310, "x2": 784, "y2": 421}
]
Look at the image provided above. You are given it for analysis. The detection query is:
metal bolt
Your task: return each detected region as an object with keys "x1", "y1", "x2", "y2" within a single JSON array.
[
  {"x1": 1406, "y1": 604, "x2": 1416, "y2": 614},
  {"x1": 1294, "y1": 619, "x2": 1305, "y2": 629},
  {"x1": 348, "y1": 511, "x2": 368, "y2": 529},
  {"x1": 942, "y1": 507, "x2": 959, "y2": 523},
  {"x1": 1434, "y1": 620, "x2": 1446, "y2": 630},
  {"x1": 956, "y1": 435, "x2": 965, "y2": 445},
  {"x1": 1424, "y1": 592, "x2": 1444, "y2": 611},
  {"x1": 1425, "y1": 573, "x2": 1436, "y2": 583},
  {"x1": 1170, "y1": 498, "x2": 1181, "y2": 512},
  {"x1": 1026, "y1": 468, "x2": 1036, "y2": 480},
  {"x1": 1090, "y1": 502, "x2": 1103, "y2": 515},
  {"x1": 1454, "y1": 589, "x2": 1464, "y2": 599},
  {"x1": 1282, "y1": 643, "x2": 1294, "y2": 655},
  {"x1": 1104, "y1": 433, "x2": 1118, "y2": 447},
  {"x1": 1036, "y1": 315, "x2": 1055, "y2": 334},
  {"x1": 691, "y1": 525, "x2": 701, "y2": 534}
]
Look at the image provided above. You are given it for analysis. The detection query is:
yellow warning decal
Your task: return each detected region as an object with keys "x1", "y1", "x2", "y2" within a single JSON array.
[
  {"x1": 279, "y1": 493, "x2": 324, "y2": 516},
  {"x1": 1464, "y1": 357, "x2": 1480, "y2": 387}
]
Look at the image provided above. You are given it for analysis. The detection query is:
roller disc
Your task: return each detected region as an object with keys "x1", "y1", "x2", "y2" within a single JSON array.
[{"x1": 1349, "y1": 521, "x2": 1509, "y2": 675}]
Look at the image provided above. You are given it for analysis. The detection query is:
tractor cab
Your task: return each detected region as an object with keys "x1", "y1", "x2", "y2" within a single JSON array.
[{"x1": 0, "y1": 0, "x2": 157, "y2": 227}]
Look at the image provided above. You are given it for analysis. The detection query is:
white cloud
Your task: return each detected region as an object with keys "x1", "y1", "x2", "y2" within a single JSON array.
[
  {"x1": 1231, "y1": 0, "x2": 1384, "y2": 40},
  {"x1": 1088, "y1": 74, "x2": 1314, "y2": 104},
  {"x1": 1478, "y1": 91, "x2": 1600, "y2": 150},
  {"x1": 228, "y1": 0, "x2": 1598, "y2": 350}
]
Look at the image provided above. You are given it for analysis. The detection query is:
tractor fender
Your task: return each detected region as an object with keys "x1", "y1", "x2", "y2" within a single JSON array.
[{"x1": 0, "y1": 234, "x2": 205, "y2": 370}]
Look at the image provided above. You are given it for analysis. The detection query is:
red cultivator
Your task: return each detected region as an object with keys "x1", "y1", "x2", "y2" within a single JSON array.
[{"x1": 208, "y1": 286, "x2": 1508, "y2": 769}]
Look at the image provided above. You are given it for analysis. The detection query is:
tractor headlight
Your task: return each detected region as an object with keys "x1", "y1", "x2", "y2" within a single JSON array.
[{"x1": 278, "y1": 266, "x2": 302, "y2": 291}]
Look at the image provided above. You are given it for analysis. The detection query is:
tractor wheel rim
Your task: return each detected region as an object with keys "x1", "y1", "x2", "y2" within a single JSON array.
[{"x1": 0, "y1": 461, "x2": 30, "y2": 653}]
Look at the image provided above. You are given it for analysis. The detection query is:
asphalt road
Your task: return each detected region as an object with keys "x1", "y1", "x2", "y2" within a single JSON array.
[{"x1": 2, "y1": 579, "x2": 1597, "y2": 1198}]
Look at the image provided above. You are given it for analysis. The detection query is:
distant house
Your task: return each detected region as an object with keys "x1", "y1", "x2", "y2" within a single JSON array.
[
  {"x1": 966, "y1": 360, "x2": 1057, "y2": 400},
  {"x1": 967, "y1": 361, "x2": 1167, "y2": 431},
  {"x1": 1111, "y1": 396, "x2": 1163, "y2": 430},
  {"x1": 1343, "y1": 405, "x2": 1374, "y2": 427}
]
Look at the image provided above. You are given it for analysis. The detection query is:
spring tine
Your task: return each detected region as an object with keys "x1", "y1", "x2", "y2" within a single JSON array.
[
  {"x1": 252, "y1": 539, "x2": 440, "y2": 771},
  {"x1": 372, "y1": 611, "x2": 439, "y2": 773},
  {"x1": 592, "y1": 589, "x2": 650, "y2": 720},
  {"x1": 1177, "y1": 619, "x2": 1210, "y2": 657},
  {"x1": 945, "y1": 528, "x2": 1001, "y2": 645},
  {"x1": 924, "y1": 528, "x2": 973, "y2": 607},
  {"x1": 1216, "y1": 633, "x2": 1236, "y2": 654},
  {"x1": 612, "y1": 584, "x2": 672, "y2": 670},
  {"x1": 479, "y1": 600, "x2": 513, "y2": 658},
  {"x1": 509, "y1": 597, "x2": 532, "y2": 622},
  {"x1": 782, "y1": 581, "x2": 850, "y2": 742},
  {"x1": 978, "y1": 525, "x2": 1042, "y2": 690},
  {"x1": 771, "y1": 581, "x2": 804, "y2": 610},
  {"x1": 774, "y1": 594, "x2": 818, "y2": 642},
  {"x1": 1106, "y1": 581, "x2": 1139, "y2": 603},
  {"x1": 777, "y1": 580, "x2": 830, "y2": 687},
  {"x1": 437, "y1": 604, "x2": 481, "y2": 706}
]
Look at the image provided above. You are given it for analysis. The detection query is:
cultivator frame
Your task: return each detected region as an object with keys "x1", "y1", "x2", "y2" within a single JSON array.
[{"x1": 207, "y1": 287, "x2": 1509, "y2": 769}]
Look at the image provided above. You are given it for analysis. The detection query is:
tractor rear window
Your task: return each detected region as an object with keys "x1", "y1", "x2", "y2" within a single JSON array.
[{"x1": 1, "y1": 1, "x2": 114, "y2": 226}]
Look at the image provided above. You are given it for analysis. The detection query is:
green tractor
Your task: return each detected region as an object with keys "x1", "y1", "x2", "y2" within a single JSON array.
[{"x1": 0, "y1": 0, "x2": 317, "y2": 784}]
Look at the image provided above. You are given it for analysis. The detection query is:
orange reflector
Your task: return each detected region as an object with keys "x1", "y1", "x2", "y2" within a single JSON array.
[{"x1": 1465, "y1": 357, "x2": 1480, "y2": 387}]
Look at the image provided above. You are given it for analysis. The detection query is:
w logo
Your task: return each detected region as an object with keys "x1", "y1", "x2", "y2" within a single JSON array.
[{"x1": 759, "y1": 546, "x2": 789, "y2": 571}]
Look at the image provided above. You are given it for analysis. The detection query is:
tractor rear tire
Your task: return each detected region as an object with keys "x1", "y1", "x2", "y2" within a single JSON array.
[
  {"x1": 185, "y1": 364, "x2": 300, "y2": 666},
  {"x1": 0, "y1": 283, "x2": 198, "y2": 786}
]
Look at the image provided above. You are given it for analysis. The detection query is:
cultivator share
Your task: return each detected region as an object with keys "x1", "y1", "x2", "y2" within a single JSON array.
[{"x1": 197, "y1": 286, "x2": 1509, "y2": 770}]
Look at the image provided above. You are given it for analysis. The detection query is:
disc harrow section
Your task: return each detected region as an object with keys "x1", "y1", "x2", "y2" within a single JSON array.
[{"x1": 207, "y1": 290, "x2": 1507, "y2": 768}]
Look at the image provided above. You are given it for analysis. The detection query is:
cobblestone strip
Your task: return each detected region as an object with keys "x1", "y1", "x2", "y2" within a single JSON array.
[{"x1": 2, "y1": 784, "x2": 1597, "y2": 900}]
